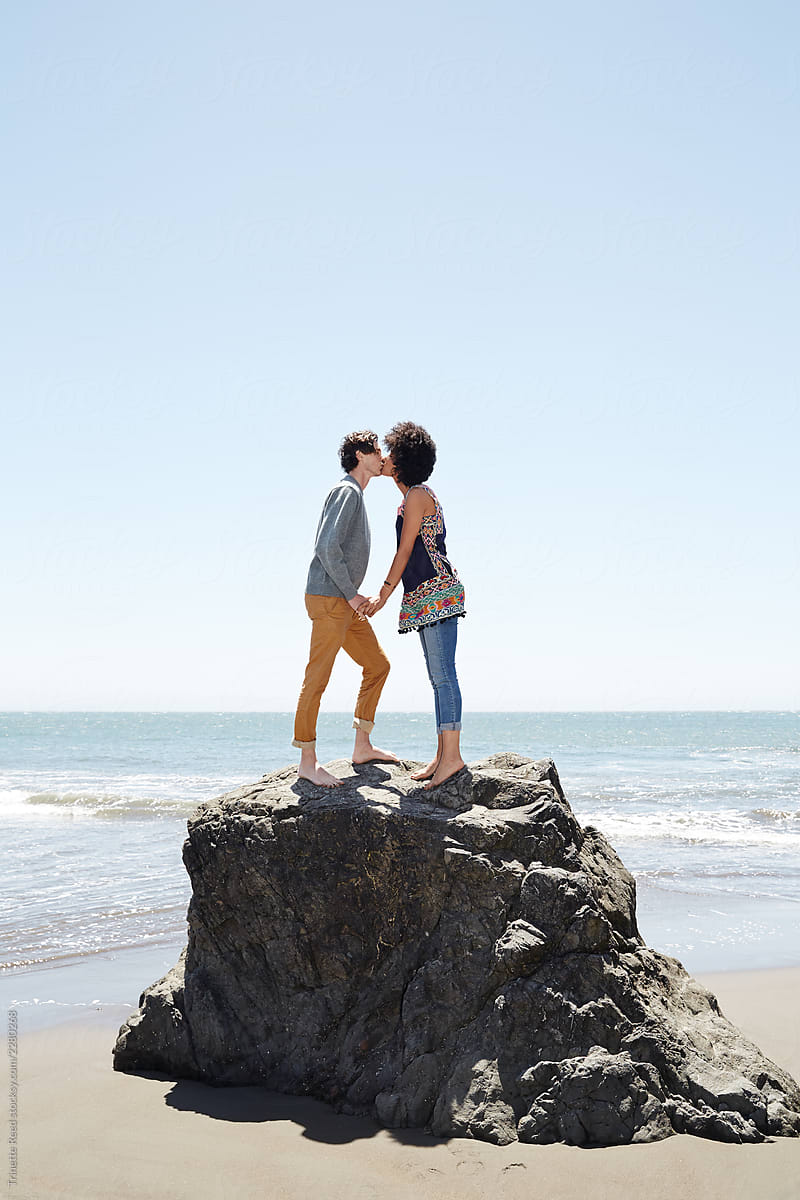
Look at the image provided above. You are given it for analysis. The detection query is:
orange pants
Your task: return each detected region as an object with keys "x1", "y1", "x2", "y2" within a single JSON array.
[{"x1": 293, "y1": 594, "x2": 391, "y2": 747}]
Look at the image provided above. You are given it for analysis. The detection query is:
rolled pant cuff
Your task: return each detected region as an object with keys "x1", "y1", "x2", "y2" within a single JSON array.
[
  {"x1": 437, "y1": 721, "x2": 462, "y2": 732},
  {"x1": 292, "y1": 738, "x2": 317, "y2": 749},
  {"x1": 352, "y1": 717, "x2": 375, "y2": 733}
]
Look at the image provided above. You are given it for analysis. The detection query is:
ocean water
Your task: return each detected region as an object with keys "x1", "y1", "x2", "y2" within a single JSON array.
[{"x1": 2, "y1": 711, "x2": 799, "y2": 1029}]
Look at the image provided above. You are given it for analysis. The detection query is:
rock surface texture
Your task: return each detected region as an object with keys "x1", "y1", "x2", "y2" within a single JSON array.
[{"x1": 114, "y1": 755, "x2": 800, "y2": 1147}]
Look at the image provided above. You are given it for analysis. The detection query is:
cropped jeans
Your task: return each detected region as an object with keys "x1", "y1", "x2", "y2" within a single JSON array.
[{"x1": 418, "y1": 615, "x2": 462, "y2": 733}]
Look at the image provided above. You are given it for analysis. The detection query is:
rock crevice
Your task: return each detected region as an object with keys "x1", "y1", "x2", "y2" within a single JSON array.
[{"x1": 113, "y1": 754, "x2": 800, "y2": 1146}]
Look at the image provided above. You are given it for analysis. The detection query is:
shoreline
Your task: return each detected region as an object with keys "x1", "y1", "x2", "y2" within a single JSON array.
[{"x1": 6, "y1": 966, "x2": 799, "y2": 1200}]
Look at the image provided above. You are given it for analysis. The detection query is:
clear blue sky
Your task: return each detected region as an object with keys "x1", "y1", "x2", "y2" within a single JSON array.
[{"x1": 3, "y1": 2, "x2": 798, "y2": 711}]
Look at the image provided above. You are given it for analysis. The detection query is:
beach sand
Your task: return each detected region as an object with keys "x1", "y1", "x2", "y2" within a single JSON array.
[{"x1": 6, "y1": 967, "x2": 799, "y2": 1200}]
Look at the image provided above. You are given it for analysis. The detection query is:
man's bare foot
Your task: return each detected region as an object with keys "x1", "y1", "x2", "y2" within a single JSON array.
[
  {"x1": 424, "y1": 758, "x2": 466, "y2": 790},
  {"x1": 410, "y1": 758, "x2": 439, "y2": 781},
  {"x1": 298, "y1": 762, "x2": 343, "y2": 788},
  {"x1": 352, "y1": 745, "x2": 400, "y2": 765}
]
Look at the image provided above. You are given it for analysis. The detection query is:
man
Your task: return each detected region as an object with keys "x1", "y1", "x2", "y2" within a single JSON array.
[{"x1": 293, "y1": 431, "x2": 398, "y2": 787}]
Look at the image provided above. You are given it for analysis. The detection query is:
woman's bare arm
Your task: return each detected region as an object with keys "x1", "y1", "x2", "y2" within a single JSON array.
[{"x1": 363, "y1": 489, "x2": 432, "y2": 615}]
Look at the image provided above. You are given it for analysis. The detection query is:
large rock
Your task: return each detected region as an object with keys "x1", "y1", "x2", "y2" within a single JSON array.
[{"x1": 113, "y1": 754, "x2": 800, "y2": 1146}]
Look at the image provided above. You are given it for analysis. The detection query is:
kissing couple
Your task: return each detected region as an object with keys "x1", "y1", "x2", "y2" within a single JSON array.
[{"x1": 292, "y1": 422, "x2": 466, "y2": 790}]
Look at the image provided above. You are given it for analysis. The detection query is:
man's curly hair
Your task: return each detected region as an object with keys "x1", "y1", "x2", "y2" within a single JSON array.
[
  {"x1": 384, "y1": 421, "x2": 437, "y2": 486},
  {"x1": 339, "y1": 430, "x2": 378, "y2": 472}
]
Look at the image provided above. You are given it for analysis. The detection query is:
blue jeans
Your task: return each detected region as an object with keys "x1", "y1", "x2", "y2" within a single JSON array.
[{"x1": 418, "y1": 616, "x2": 462, "y2": 733}]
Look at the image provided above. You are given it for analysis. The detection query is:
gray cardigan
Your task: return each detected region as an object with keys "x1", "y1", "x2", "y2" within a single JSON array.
[{"x1": 305, "y1": 476, "x2": 370, "y2": 602}]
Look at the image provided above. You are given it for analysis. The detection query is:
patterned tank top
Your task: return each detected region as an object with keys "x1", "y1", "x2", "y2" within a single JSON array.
[{"x1": 395, "y1": 484, "x2": 466, "y2": 634}]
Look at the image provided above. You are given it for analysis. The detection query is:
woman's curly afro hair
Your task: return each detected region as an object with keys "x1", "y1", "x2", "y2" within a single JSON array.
[{"x1": 384, "y1": 421, "x2": 437, "y2": 486}]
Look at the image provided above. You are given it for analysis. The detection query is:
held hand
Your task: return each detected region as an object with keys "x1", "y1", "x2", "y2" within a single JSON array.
[
  {"x1": 348, "y1": 594, "x2": 369, "y2": 620},
  {"x1": 364, "y1": 580, "x2": 394, "y2": 617}
]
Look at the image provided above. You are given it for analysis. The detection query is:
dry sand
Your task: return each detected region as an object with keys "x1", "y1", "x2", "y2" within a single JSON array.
[{"x1": 5, "y1": 967, "x2": 799, "y2": 1200}]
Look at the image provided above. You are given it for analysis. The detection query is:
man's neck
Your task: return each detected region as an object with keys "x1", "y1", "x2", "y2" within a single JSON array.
[{"x1": 348, "y1": 466, "x2": 370, "y2": 490}]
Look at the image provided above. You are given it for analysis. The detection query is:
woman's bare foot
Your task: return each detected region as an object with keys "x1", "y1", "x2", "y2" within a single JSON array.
[
  {"x1": 297, "y1": 750, "x2": 343, "y2": 788},
  {"x1": 410, "y1": 758, "x2": 439, "y2": 781},
  {"x1": 352, "y1": 745, "x2": 400, "y2": 764},
  {"x1": 424, "y1": 757, "x2": 466, "y2": 790}
]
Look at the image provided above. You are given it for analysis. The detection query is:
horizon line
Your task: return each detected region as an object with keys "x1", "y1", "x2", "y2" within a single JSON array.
[{"x1": 2, "y1": 709, "x2": 798, "y2": 717}]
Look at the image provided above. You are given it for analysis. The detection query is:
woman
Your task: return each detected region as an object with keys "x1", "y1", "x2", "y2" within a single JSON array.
[{"x1": 365, "y1": 422, "x2": 466, "y2": 788}]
